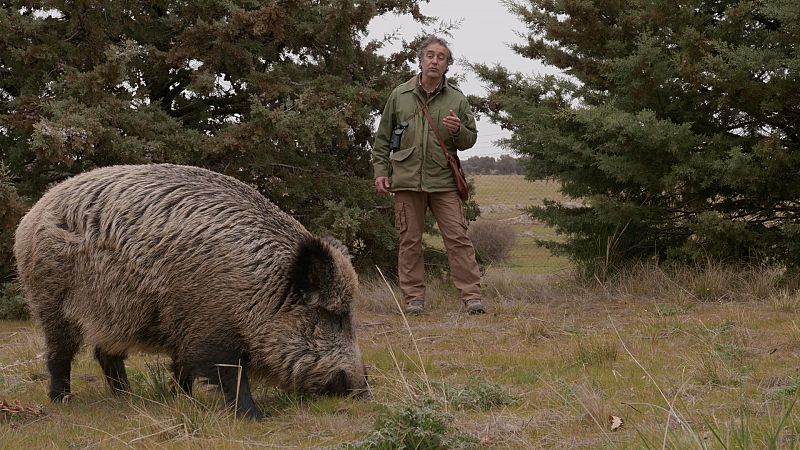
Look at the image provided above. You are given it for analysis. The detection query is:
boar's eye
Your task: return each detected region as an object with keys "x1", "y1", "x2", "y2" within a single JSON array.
[{"x1": 317, "y1": 307, "x2": 346, "y2": 330}]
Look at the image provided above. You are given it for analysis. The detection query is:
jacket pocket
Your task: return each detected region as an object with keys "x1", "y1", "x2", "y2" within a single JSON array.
[
  {"x1": 390, "y1": 146, "x2": 417, "y2": 187},
  {"x1": 390, "y1": 145, "x2": 415, "y2": 162},
  {"x1": 394, "y1": 201, "x2": 407, "y2": 233}
]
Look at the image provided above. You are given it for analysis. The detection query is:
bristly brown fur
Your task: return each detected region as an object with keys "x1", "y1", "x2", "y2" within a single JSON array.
[{"x1": 13, "y1": 164, "x2": 369, "y2": 419}]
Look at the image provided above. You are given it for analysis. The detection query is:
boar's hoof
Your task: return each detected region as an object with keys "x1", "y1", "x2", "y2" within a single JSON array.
[
  {"x1": 52, "y1": 393, "x2": 74, "y2": 404},
  {"x1": 354, "y1": 388, "x2": 373, "y2": 400},
  {"x1": 239, "y1": 405, "x2": 265, "y2": 421}
]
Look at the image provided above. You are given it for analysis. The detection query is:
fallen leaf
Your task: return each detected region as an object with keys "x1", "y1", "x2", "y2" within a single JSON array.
[{"x1": 609, "y1": 415, "x2": 624, "y2": 431}]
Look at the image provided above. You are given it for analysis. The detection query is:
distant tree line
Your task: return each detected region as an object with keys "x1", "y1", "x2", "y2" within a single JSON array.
[{"x1": 461, "y1": 155, "x2": 525, "y2": 175}]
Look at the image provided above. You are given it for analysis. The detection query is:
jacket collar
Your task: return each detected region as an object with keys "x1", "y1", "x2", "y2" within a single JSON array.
[{"x1": 399, "y1": 74, "x2": 449, "y2": 95}]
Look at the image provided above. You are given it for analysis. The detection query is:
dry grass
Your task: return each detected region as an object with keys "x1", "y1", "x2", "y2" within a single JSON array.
[
  {"x1": 3, "y1": 180, "x2": 799, "y2": 447},
  {"x1": 3, "y1": 263, "x2": 800, "y2": 448}
]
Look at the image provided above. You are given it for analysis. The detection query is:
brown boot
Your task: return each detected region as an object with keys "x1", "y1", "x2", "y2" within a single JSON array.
[
  {"x1": 404, "y1": 299, "x2": 425, "y2": 315},
  {"x1": 464, "y1": 299, "x2": 486, "y2": 315}
]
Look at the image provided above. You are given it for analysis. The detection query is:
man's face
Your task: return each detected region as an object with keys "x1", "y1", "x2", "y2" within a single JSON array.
[{"x1": 420, "y1": 43, "x2": 450, "y2": 78}]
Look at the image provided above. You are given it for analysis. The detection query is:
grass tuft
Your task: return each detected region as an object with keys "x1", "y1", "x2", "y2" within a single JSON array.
[
  {"x1": 342, "y1": 398, "x2": 479, "y2": 450},
  {"x1": 129, "y1": 360, "x2": 173, "y2": 402},
  {"x1": 770, "y1": 288, "x2": 800, "y2": 313},
  {"x1": 575, "y1": 338, "x2": 619, "y2": 367}
]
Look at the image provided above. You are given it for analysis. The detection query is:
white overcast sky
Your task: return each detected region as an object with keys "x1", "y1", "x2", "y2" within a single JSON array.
[{"x1": 367, "y1": 0, "x2": 561, "y2": 158}]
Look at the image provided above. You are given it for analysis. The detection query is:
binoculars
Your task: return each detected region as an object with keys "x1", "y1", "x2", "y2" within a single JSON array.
[{"x1": 390, "y1": 121, "x2": 409, "y2": 152}]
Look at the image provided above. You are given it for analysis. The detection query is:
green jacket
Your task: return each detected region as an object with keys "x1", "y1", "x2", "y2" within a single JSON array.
[{"x1": 372, "y1": 75, "x2": 478, "y2": 192}]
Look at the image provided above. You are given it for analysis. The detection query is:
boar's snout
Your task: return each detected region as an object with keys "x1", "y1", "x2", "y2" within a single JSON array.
[{"x1": 321, "y1": 369, "x2": 371, "y2": 399}]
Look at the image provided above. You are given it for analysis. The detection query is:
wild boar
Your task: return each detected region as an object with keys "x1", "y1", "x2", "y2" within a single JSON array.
[{"x1": 13, "y1": 164, "x2": 369, "y2": 419}]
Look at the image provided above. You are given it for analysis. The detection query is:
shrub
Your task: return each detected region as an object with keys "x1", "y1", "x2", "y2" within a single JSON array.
[
  {"x1": 1, "y1": 165, "x2": 28, "y2": 285},
  {"x1": 468, "y1": 220, "x2": 516, "y2": 265},
  {"x1": 0, "y1": 282, "x2": 28, "y2": 321}
]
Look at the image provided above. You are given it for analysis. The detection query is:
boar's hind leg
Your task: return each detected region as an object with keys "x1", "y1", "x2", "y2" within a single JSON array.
[
  {"x1": 42, "y1": 317, "x2": 82, "y2": 402},
  {"x1": 171, "y1": 362, "x2": 194, "y2": 396},
  {"x1": 94, "y1": 348, "x2": 130, "y2": 394}
]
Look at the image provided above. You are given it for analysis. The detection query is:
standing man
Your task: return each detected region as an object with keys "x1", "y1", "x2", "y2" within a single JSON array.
[{"x1": 373, "y1": 35, "x2": 485, "y2": 315}]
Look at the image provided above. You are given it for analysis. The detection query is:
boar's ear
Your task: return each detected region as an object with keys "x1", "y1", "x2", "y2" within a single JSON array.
[
  {"x1": 321, "y1": 235, "x2": 351, "y2": 260},
  {"x1": 291, "y1": 236, "x2": 335, "y2": 302}
]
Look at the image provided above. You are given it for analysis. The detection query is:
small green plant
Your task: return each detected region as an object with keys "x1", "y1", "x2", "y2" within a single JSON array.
[
  {"x1": 429, "y1": 380, "x2": 515, "y2": 411},
  {"x1": 714, "y1": 342, "x2": 744, "y2": 360},
  {"x1": 129, "y1": 360, "x2": 173, "y2": 402},
  {"x1": 343, "y1": 398, "x2": 478, "y2": 450},
  {"x1": 654, "y1": 302, "x2": 683, "y2": 317},
  {"x1": 767, "y1": 378, "x2": 800, "y2": 400},
  {"x1": 709, "y1": 320, "x2": 736, "y2": 335}
]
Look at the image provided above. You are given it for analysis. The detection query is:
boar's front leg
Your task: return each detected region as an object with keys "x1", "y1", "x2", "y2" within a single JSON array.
[
  {"x1": 219, "y1": 364, "x2": 262, "y2": 420},
  {"x1": 94, "y1": 348, "x2": 130, "y2": 394},
  {"x1": 192, "y1": 351, "x2": 263, "y2": 420}
]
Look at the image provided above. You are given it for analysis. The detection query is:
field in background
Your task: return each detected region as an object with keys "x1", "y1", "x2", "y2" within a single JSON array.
[
  {"x1": 472, "y1": 175, "x2": 571, "y2": 213},
  {"x1": 428, "y1": 174, "x2": 573, "y2": 275},
  {"x1": 472, "y1": 175, "x2": 573, "y2": 275}
]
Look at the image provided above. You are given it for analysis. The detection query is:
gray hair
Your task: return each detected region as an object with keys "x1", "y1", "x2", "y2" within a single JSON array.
[{"x1": 417, "y1": 35, "x2": 455, "y2": 66}]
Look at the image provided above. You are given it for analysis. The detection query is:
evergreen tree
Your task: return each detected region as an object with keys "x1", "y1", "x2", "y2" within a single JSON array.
[
  {"x1": 475, "y1": 0, "x2": 800, "y2": 274},
  {"x1": 0, "y1": 0, "x2": 432, "y2": 279},
  {"x1": 0, "y1": 164, "x2": 25, "y2": 283}
]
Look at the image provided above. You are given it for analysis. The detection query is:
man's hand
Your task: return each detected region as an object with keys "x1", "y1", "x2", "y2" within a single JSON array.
[
  {"x1": 375, "y1": 176, "x2": 391, "y2": 194},
  {"x1": 442, "y1": 109, "x2": 461, "y2": 135}
]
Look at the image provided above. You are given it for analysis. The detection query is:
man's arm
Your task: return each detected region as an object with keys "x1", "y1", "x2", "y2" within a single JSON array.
[{"x1": 452, "y1": 98, "x2": 477, "y2": 151}]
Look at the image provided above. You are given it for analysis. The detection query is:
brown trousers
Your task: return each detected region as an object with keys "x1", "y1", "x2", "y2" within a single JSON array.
[{"x1": 394, "y1": 191, "x2": 482, "y2": 303}]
